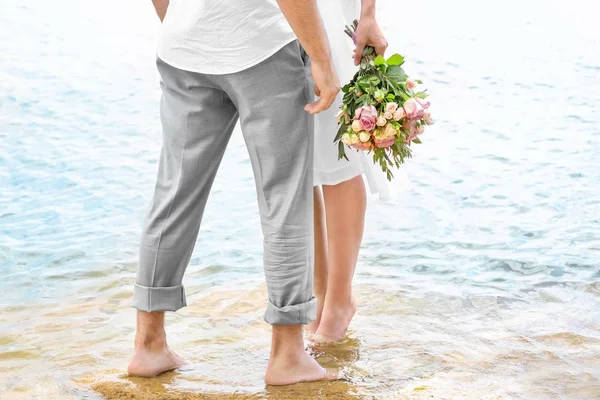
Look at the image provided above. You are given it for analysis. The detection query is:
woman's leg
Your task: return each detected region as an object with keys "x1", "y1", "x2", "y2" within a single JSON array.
[
  {"x1": 314, "y1": 175, "x2": 367, "y2": 342},
  {"x1": 307, "y1": 186, "x2": 329, "y2": 334}
]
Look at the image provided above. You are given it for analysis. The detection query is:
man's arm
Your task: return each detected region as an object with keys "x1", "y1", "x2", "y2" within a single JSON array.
[
  {"x1": 152, "y1": 0, "x2": 169, "y2": 22},
  {"x1": 275, "y1": 0, "x2": 330, "y2": 64},
  {"x1": 275, "y1": 0, "x2": 340, "y2": 114},
  {"x1": 353, "y1": 0, "x2": 388, "y2": 65}
]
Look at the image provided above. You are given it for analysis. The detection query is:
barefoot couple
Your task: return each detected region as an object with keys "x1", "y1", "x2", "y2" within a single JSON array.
[{"x1": 128, "y1": 0, "x2": 388, "y2": 385}]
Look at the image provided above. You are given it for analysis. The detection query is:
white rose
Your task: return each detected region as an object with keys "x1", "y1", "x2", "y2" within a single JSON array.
[{"x1": 341, "y1": 133, "x2": 352, "y2": 145}]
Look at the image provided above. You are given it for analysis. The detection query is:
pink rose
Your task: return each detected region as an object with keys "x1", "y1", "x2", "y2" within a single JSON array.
[
  {"x1": 385, "y1": 102, "x2": 398, "y2": 113},
  {"x1": 384, "y1": 111, "x2": 393, "y2": 120},
  {"x1": 423, "y1": 110, "x2": 434, "y2": 125},
  {"x1": 406, "y1": 79, "x2": 416, "y2": 90},
  {"x1": 405, "y1": 130, "x2": 419, "y2": 144},
  {"x1": 351, "y1": 142, "x2": 372, "y2": 151},
  {"x1": 416, "y1": 97, "x2": 430, "y2": 109},
  {"x1": 374, "y1": 137, "x2": 396, "y2": 148},
  {"x1": 403, "y1": 119, "x2": 418, "y2": 141},
  {"x1": 376, "y1": 116, "x2": 387, "y2": 127},
  {"x1": 406, "y1": 130, "x2": 418, "y2": 142},
  {"x1": 403, "y1": 98, "x2": 424, "y2": 120},
  {"x1": 393, "y1": 109, "x2": 405, "y2": 121},
  {"x1": 356, "y1": 105, "x2": 378, "y2": 132}
]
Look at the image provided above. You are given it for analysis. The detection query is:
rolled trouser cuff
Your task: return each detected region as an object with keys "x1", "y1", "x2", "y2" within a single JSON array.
[
  {"x1": 132, "y1": 283, "x2": 187, "y2": 312},
  {"x1": 264, "y1": 296, "x2": 317, "y2": 325}
]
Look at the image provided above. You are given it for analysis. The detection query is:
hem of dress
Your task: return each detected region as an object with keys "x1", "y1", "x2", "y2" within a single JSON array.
[
  {"x1": 314, "y1": 169, "x2": 379, "y2": 196},
  {"x1": 155, "y1": 37, "x2": 298, "y2": 76}
]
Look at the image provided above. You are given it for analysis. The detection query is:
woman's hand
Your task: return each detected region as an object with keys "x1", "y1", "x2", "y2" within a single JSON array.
[{"x1": 353, "y1": 17, "x2": 388, "y2": 65}]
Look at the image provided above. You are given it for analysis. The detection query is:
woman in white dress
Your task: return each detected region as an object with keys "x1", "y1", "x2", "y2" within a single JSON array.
[{"x1": 308, "y1": 0, "x2": 390, "y2": 342}]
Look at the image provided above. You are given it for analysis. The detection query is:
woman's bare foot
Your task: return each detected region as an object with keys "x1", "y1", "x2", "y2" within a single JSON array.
[
  {"x1": 265, "y1": 349, "x2": 337, "y2": 386},
  {"x1": 305, "y1": 298, "x2": 325, "y2": 336},
  {"x1": 305, "y1": 320, "x2": 319, "y2": 338},
  {"x1": 127, "y1": 341, "x2": 187, "y2": 377},
  {"x1": 312, "y1": 297, "x2": 356, "y2": 343}
]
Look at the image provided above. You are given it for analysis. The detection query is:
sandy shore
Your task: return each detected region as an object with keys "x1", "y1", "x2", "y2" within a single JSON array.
[
  {"x1": 3, "y1": 283, "x2": 599, "y2": 400},
  {"x1": 92, "y1": 379, "x2": 361, "y2": 400}
]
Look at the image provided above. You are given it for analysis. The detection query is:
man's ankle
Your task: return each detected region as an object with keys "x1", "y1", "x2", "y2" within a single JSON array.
[
  {"x1": 271, "y1": 325, "x2": 305, "y2": 358},
  {"x1": 134, "y1": 333, "x2": 167, "y2": 350},
  {"x1": 134, "y1": 311, "x2": 168, "y2": 350}
]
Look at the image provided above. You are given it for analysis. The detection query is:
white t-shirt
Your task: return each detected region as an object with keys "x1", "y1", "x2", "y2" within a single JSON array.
[{"x1": 157, "y1": 0, "x2": 296, "y2": 75}]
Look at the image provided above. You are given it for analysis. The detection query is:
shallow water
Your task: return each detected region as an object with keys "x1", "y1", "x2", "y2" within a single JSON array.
[{"x1": 1, "y1": 0, "x2": 600, "y2": 399}]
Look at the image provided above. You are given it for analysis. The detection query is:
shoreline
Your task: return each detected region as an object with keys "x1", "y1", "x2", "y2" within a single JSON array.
[{"x1": 2, "y1": 281, "x2": 599, "y2": 399}]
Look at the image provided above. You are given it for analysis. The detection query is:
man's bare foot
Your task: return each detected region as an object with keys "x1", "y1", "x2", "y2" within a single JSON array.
[
  {"x1": 128, "y1": 311, "x2": 187, "y2": 377},
  {"x1": 312, "y1": 297, "x2": 356, "y2": 344},
  {"x1": 265, "y1": 349, "x2": 337, "y2": 386},
  {"x1": 127, "y1": 342, "x2": 187, "y2": 378},
  {"x1": 266, "y1": 324, "x2": 338, "y2": 386}
]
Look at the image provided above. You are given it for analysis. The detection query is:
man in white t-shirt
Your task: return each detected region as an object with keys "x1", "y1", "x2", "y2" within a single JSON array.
[{"x1": 128, "y1": 0, "x2": 340, "y2": 385}]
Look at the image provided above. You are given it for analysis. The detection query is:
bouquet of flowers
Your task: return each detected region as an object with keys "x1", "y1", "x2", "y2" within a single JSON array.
[{"x1": 335, "y1": 20, "x2": 433, "y2": 181}]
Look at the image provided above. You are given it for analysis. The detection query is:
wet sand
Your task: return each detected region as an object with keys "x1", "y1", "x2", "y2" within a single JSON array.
[
  {"x1": 2, "y1": 279, "x2": 599, "y2": 399},
  {"x1": 92, "y1": 380, "x2": 359, "y2": 400}
]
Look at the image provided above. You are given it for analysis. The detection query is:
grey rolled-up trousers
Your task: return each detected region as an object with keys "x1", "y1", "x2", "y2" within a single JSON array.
[{"x1": 133, "y1": 41, "x2": 317, "y2": 325}]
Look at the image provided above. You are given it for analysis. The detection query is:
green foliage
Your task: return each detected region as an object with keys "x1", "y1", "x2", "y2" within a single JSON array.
[
  {"x1": 374, "y1": 55, "x2": 385, "y2": 66},
  {"x1": 338, "y1": 141, "x2": 349, "y2": 161},
  {"x1": 387, "y1": 65, "x2": 408, "y2": 82},
  {"x1": 386, "y1": 53, "x2": 405, "y2": 66}
]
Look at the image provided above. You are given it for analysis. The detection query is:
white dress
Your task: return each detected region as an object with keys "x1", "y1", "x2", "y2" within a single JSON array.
[{"x1": 313, "y1": 0, "x2": 393, "y2": 199}]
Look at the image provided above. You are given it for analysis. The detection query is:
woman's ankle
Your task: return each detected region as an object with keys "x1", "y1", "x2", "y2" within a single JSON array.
[{"x1": 324, "y1": 291, "x2": 354, "y2": 307}]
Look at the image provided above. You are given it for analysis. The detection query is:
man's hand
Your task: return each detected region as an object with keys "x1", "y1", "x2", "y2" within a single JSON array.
[
  {"x1": 305, "y1": 60, "x2": 340, "y2": 115},
  {"x1": 353, "y1": 16, "x2": 388, "y2": 65},
  {"x1": 275, "y1": 0, "x2": 340, "y2": 113}
]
